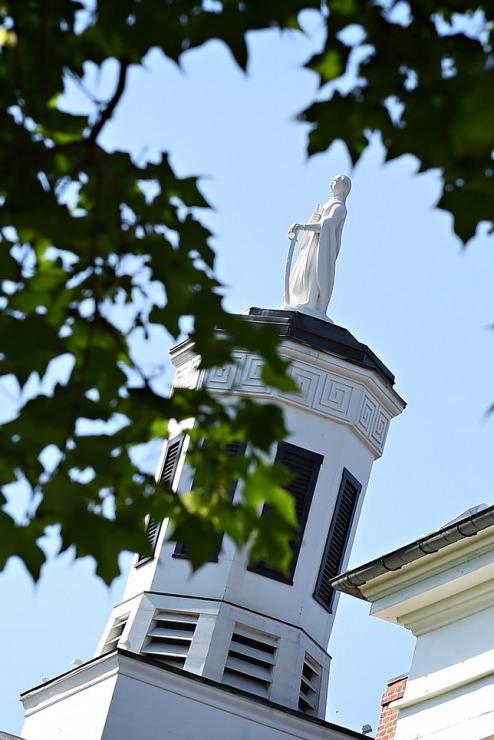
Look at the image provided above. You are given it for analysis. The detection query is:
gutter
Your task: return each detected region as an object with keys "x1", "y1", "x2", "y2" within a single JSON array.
[{"x1": 330, "y1": 504, "x2": 494, "y2": 600}]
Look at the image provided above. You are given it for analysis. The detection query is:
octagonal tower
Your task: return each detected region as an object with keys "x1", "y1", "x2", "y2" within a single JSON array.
[{"x1": 95, "y1": 308, "x2": 405, "y2": 718}]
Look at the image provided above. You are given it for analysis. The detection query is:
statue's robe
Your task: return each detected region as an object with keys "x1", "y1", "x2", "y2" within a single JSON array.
[{"x1": 288, "y1": 200, "x2": 347, "y2": 319}]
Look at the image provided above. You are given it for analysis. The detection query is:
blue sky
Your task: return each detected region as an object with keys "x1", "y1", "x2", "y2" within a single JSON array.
[{"x1": 1, "y1": 9, "x2": 494, "y2": 736}]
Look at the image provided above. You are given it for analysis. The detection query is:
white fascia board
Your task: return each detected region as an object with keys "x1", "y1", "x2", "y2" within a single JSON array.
[{"x1": 361, "y1": 528, "x2": 494, "y2": 631}]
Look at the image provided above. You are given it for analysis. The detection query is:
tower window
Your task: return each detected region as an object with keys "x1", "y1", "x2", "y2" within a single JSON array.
[
  {"x1": 173, "y1": 441, "x2": 246, "y2": 561},
  {"x1": 313, "y1": 468, "x2": 362, "y2": 612},
  {"x1": 250, "y1": 441, "x2": 323, "y2": 583}
]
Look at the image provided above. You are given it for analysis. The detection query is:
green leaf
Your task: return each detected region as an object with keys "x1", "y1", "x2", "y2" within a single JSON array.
[
  {"x1": 0, "y1": 315, "x2": 65, "y2": 386},
  {"x1": 0, "y1": 512, "x2": 45, "y2": 580}
]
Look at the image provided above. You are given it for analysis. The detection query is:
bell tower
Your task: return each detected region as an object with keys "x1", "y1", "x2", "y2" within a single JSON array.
[{"x1": 92, "y1": 308, "x2": 404, "y2": 717}]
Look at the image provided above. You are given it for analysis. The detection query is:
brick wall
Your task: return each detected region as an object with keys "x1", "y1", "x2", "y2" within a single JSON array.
[{"x1": 375, "y1": 674, "x2": 407, "y2": 740}]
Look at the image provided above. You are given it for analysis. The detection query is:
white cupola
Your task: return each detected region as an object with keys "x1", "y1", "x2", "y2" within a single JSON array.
[{"x1": 95, "y1": 308, "x2": 405, "y2": 718}]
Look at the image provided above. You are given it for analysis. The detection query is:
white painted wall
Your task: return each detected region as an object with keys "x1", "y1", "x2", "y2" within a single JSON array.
[{"x1": 395, "y1": 605, "x2": 494, "y2": 740}]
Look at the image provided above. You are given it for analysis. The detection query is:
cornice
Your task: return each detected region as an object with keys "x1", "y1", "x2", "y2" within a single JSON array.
[
  {"x1": 170, "y1": 339, "x2": 404, "y2": 458},
  {"x1": 363, "y1": 527, "x2": 494, "y2": 606},
  {"x1": 360, "y1": 530, "x2": 494, "y2": 636},
  {"x1": 397, "y1": 576, "x2": 494, "y2": 635},
  {"x1": 22, "y1": 654, "x2": 119, "y2": 715}
]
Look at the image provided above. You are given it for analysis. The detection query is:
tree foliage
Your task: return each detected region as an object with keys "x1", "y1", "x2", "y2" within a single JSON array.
[
  {"x1": 304, "y1": 1, "x2": 494, "y2": 242},
  {"x1": 0, "y1": 1, "x2": 492, "y2": 581},
  {"x1": 0, "y1": 0, "x2": 317, "y2": 581}
]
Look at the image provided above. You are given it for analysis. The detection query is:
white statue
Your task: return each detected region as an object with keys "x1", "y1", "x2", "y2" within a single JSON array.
[{"x1": 283, "y1": 174, "x2": 351, "y2": 321}]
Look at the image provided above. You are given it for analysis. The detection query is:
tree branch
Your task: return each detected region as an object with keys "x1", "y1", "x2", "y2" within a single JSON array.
[{"x1": 88, "y1": 59, "x2": 129, "y2": 144}]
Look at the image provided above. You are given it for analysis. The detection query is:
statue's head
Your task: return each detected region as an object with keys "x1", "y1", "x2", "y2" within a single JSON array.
[{"x1": 330, "y1": 174, "x2": 352, "y2": 200}]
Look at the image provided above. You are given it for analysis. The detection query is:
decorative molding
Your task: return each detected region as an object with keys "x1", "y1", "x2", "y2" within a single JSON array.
[
  {"x1": 371, "y1": 409, "x2": 390, "y2": 448},
  {"x1": 279, "y1": 364, "x2": 320, "y2": 407},
  {"x1": 204, "y1": 362, "x2": 237, "y2": 392},
  {"x1": 170, "y1": 340, "x2": 403, "y2": 457},
  {"x1": 313, "y1": 375, "x2": 353, "y2": 419},
  {"x1": 398, "y1": 577, "x2": 494, "y2": 636},
  {"x1": 364, "y1": 528, "x2": 494, "y2": 606},
  {"x1": 235, "y1": 353, "x2": 270, "y2": 395},
  {"x1": 201, "y1": 353, "x2": 390, "y2": 456}
]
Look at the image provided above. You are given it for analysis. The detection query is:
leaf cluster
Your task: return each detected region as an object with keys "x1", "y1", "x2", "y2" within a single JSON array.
[
  {"x1": 304, "y1": 0, "x2": 494, "y2": 242},
  {"x1": 0, "y1": 0, "x2": 317, "y2": 581}
]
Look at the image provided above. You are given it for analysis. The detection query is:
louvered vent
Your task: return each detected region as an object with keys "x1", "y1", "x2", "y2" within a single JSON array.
[
  {"x1": 101, "y1": 613, "x2": 129, "y2": 655},
  {"x1": 222, "y1": 625, "x2": 278, "y2": 699},
  {"x1": 314, "y1": 468, "x2": 362, "y2": 611},
  {"x1": 142, "y1": 610, "x2": 198, "y2": 668},
  {"x1": 298, "y1": 654, "x2": 322, "y2": 715}
]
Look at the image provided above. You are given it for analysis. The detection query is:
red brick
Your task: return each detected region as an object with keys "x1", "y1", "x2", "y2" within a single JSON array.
[{"x1": 375, "y1": 675, "x2": 407, "y2": 740}]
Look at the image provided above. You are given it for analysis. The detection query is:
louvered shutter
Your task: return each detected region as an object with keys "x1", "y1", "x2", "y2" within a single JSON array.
[
  {"x1": 173, "y1": 441, "x2": 246, "y2": 561},
  {"x1": 313, "y1": 468, "x2": 361, "y2": 611},
  {"x1": 159, "y1": 435, "x2": 185, "y2": 487},
  {"x1": 251, "y1": 441, "x2": 323, "y2": 583},
  {"x1": 135, "y1": 434, "x2": 184, "y2": 565}
]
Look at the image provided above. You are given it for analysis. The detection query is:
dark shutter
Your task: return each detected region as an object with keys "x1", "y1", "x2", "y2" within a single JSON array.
[
  {"x1": 135, "y1": 434, "x2": 184, "y2": 566},
  {"x1": 313, "y1": 468, "x2": 361, "y2": 611},
  {"x1": 173, "y1": 441, "x2": 246, "y2": 561},
  {"x1": 250, "y1": 441, "x2": 323, "y2": 583},
  {"x1": 159, "y1": 435, "x2": 185, "y2": 487}
]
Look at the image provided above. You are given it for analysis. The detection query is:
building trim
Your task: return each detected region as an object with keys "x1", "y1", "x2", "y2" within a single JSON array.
[
  {"x1": 330, "y1": 505, "x2": 494, "y2": 600},
  {"x1": 397, "y1": 576, "x2": 494, "y2": 635}
]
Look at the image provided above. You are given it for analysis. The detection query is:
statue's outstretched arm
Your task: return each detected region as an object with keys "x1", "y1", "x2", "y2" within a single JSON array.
[
  {"x1": 288, "y1": 205, "x2": 322, "y2": 236},
  {"x1": 301, "y1": 222, "x2": 321, "y2": 233},
  {"x1": 288, "y1": 222, "x2": 321, "y2": 236}
]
